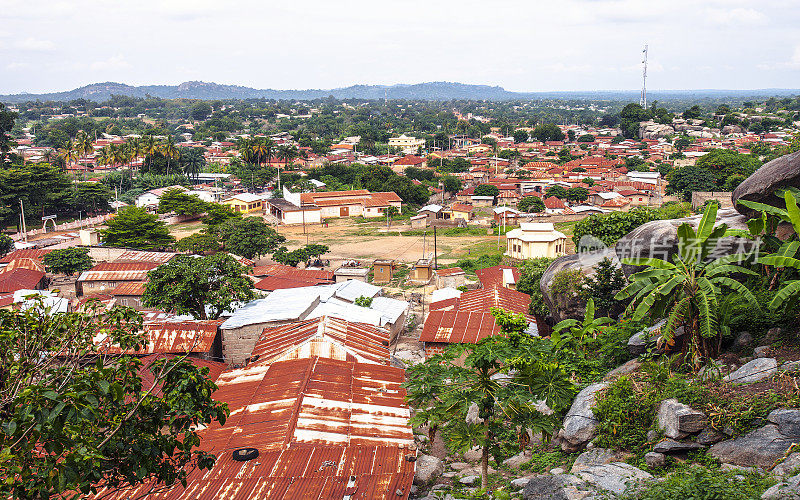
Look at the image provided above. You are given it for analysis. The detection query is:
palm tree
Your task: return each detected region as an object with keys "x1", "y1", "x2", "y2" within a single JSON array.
[
  {"x1": 615, "y1": 203, "x2": 759, "y2": 369},
  {"x1": 127, "y1": 137, "x2": 143, "y2": 173},
  {"x1": 237, "y1": 137, "x2": 254, "y2": 165},
  {"x1": 75, "y1": 131, "x2": 93, "y2": 176},
  {"x1": 142, "y1": 135, "x2": 159, "y2": 173},
  {"x1": 161, "y1": 138, "x2": 180, "y2": 176},
  {"x1": 276, "y1": 144, "x2": 298, "y2": 193},
  {"x1": 97, "y1": 146, "x2": 112, "y2": 168},
  {"x1": 58, "y1": 139, "x2": 78, "y2": 172}
]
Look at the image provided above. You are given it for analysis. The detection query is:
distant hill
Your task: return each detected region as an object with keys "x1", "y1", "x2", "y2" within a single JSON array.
[
  {"x1": 0, "y1": 81, "x2": 524, "y2": 103},
  {"x1": 1, "y1": 81, "x2": 798, "y2": 103}
]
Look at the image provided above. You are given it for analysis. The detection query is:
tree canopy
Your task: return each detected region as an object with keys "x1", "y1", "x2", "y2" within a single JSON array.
[
  {"x1": 157, "y1": 189, "x2": 209, "y2": 216},
  {"x1": 101, "y1": 206, "x2": 175, "y2": 250},
  {"x1": 517, "y1": 195, "x2": 545, "y2": 213},
  {"x1": 474, "y1": 184, "x2": 499, "y2": 198},
  {"x1": 218, "y1": 217, "x2": 285, "y2": 260},
  {"x1": 142, "y1": 253, "x2": 255, "y2": 319},
  {"x1": 0, "y1": 303, "x2": 228, "y2": 498},
  {"x1": 531, "y1": 123, "x2": 565, "y2": 142},
  {"x1": 41, "y1": 247, "x2": 94, "y2": 276}
]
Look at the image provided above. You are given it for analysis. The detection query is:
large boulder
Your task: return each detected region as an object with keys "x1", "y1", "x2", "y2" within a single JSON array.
[
  {"x1": 733, "y1": 150, "x2": 800, "y2": 217},
  {"x1": 710, "y1": 424, "x2": 800, "y2": 468},
  {"x1": 540, "y1": 247, "x2": 619, "y2": 322},
  {"x1": 570, "y1": 448, "x2": 626, "y2": 473},
  {"x1": 413, "y1": 454, "x2": 444, "y2": 486},
  {"x1": 723, "y1": 358, "x2": 778, "y2": 384},
  {"x1": 561, "y1": 382, "x2": 608, "y2": 452},
  {"x1": 615, "y1": 208, "x2": 750, "y2": 277},
  {"x1": 574, "y1": 462, "x2": 653, "y2": 496},
  {"x1": 522, "y1": 474, "x2": 590, "y2": 500},
  {"x1": 657, "y1": 399, "x2": 707, "y2": 439},
  {"x1": 761, "y1": 473, "x2": 800, "y2": 499},
  {"x1": 768, "y1": 409, "x2": 800, "y2": 438}
]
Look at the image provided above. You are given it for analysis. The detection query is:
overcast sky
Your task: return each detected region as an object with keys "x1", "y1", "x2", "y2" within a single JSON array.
[{"x1": 1, "y1": 0, "x2": 799, "y2": 94}]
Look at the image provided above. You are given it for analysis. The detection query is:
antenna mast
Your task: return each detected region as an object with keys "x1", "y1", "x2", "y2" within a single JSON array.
[{"x1": 639, "y1": 44, "x2": 648, "y2": 108}]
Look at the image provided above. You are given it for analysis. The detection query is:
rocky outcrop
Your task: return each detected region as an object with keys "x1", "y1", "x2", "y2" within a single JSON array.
[
  {"x1": 653, "y1": 438, "x2": 703, "y2": 453},
  {"x1": 639, "y1": 121, "x2": 675, "y2": 140},
  {"x1": 761, "y1": 473, "x2": 800, "y2": 499},
  {"x1": 768, "y1": 409, "x2": 800, "y2": 438},
  {"x1": 733, "y1": 150, "x2": 800, "y2": 217},
  {"x1": 615, "y1": 208, "x2": 751, "y2": 277},
  {"x1": 561, "y1": 382, "x2": 608, "y2": 452},
  {"x1": 413, "y1": 454, "x2": 444, "y2": 486},
  {"x1": 657, "y1": 399, "x2": 708, "y2": 439},
  {"x1": 710, "y1": 423, "x2": 800, "y2": 468},
  {"x1": 521, "y1": 463, "x2": 652, "y2": 499},
  {"x1": 723, "y1": 358, "x2": 778, "y2": 384},
  {"x1": 570, "y1": 448, "x2": 627, "y2": 473},
  {"x1": 540, "y1": 247, "x2": 618, "y2": 322}
]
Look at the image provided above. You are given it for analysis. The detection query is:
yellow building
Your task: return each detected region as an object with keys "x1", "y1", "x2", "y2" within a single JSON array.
[
  {"x1": 388, "y1": 134, "x2": 425, "y2": 154},
  {"x1": 221, "y1": 193, "x2": 264, "y2": 214},
  {"x1": 505, "y1": 223, "x2": 567, "y2": 260}
]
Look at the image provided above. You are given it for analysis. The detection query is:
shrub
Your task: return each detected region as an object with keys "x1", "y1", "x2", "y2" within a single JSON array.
[
  {"x1": 624, "y1": 466, "x2": 774, "y2": 499},
  {"x1": 550, "y1": 269, "x2": 584, "y2": 297}
]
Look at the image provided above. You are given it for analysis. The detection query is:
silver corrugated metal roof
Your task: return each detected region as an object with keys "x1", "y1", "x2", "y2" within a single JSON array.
[
  {"x1": 220, "y1": 292, "x2": 319, "y2": 330},
  {"x1": 370, "y1": 296, "x2": 409, "y2": 325},
  {"x1": 335, "y1": 280, "x2": 380, "y2": 302},
  {"x1": 432, "y1": 287, "x2": 462, "y2": 303}
]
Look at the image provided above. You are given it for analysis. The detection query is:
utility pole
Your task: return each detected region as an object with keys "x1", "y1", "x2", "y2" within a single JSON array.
[
  {"x1": 19, "y1": 199, "x2": 27, "y2": 243},
  {"x1": 433, "y1": 225, "x2": 437, "y2": 271},
  {"x1": 639, "y1": 44, "x2": 648, "y2": 109}
]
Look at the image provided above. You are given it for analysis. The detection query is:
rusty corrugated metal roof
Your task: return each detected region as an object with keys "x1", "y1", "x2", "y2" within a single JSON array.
[
  {"x1": 0, "y1": 248, "x2": 51, "y2": 264},
  {"x1": 458, "y1": 286, "x2": 533, "y2": 319},
  {"x1": 113, "y1": 250, "x2": 176, "y2": 264},
  {"x1": 475, "y1": 265, "x2": 520, "y2": 288},
  {"x1": 111, "y1": 281, "x2": 146, "y2": 296},
  {"x1": 250, "y1": 316, "x2": 390, "y2": 366},
  {"x1": 251, "y1": 263, "x2": 334, "y2": 282},
  {"x1": 98, "y1": 320, "x2": 222, "y2": 355},
  {"x1": 78, "y1": 262, "x2": 158, "y2": 282},
  {"x1": 419, "y1": 310, "x2": 503, "y2": 344}
]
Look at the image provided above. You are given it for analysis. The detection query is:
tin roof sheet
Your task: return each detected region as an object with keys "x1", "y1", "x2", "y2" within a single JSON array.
[
  {"x1": 419, "y1": 310, "x2": 503, "y2": 344},
  {"x1": 98, "y1": 320, "x2": 222, "y2": 355},
  {"x1": 0, "y1": 268, "x2": 46, "y2": 293},
  {"x1": 0, "y1": 248, "x2": 51, "y2": 264},
  {"x1": 251, "y1": 263, "x2": 334, "y2": 281},
  {"x1": 77, "y1": 262, "x2": 159, "y2": 282},
  {"x1": 475, "y1": 265, "x2": 521, "y2": 289},
  {"x1": 251, "y1": 316, "x2": 390, "y2": 366},
  {"x1": 113, "y1": 250, "x2": 176, "y2": 264},
  {"x1": 458, "y1": 286, "x2": 533, "y2": 319}
]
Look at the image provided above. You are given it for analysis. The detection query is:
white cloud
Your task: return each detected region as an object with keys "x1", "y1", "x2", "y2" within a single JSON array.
[
  {"x1": 756, "y1": 45, "x2": 800, "y2": 70},
  {"x1": 13, "y1": 37, "x2": 56, "y2": 51},
  {"x1": 705, "y1": 7, "x2": 767, "y2": 26},
  {"x1": 5, "y1": 61, "x2": 32, "y2": 71},
  {"x1": 89, "y1": 55, "x2": 131, "y2": 71}
]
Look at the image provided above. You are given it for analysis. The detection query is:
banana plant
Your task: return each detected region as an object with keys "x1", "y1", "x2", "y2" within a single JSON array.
[
  {"x1": 614, "y1": 203, "x2": 759, "y2": 369},
  {"x1": 551, "y1": 298, "x2": 613, "y2": 359}
]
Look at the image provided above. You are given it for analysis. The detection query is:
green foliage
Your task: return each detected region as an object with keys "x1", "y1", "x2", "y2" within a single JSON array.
[
  {"x1": 0, "y1": 234, "x2": 14, "y2": 256},
  {"x1": 512, "y1": 129, "x2": 529, "y2": 144},
  {"x1": 666, "y1": 165, "x2": 719, "y2": 200},
  {"x1": 142, "y1": 253, "x2": 255, "y2": 319},
  {"x1": 517, "y1": 195, "x2": 545, "y2": 213},
  {"x1": 157, "y1": 188, "x2": 209, "y2": 215},
  {"x1": 201, "y1": 203, "x2": 242, "y2": 227},
  {"x1": 441, "y1": 175, "x2": 462, "y2": 194},
  {"x1": 615, "y1": 203, "x2": 759, "y2": 368},
  {"x1": 272, "y1": 244, "x2": 329, "y2": 267},
  {"x1": 101, "y1": 206, "x2": 175, "y2": 250},
  {"x1": 517, "y1": 257, "x2": 555, "y2": 327},
  {"x1": 474, "y1": 184, "x2": 500, "y2": 198},
  {"x1": 519, "y1": 447, "x2": 576, "y2": 473},
  {"x1": 71, "y1": 182, "x2": 112, "y2": 213},
  {"x1": 454, "y1": 253, "x2": 503, "y2": 274},
  {"x1": 531, "y1": 123, "x2": 565, "y2": 142},
  {"x1": 620, "y1": 103, "x2": 650, "y2": 138},
  {"x1": 0, "y1": 303, "x2": 228, "y2": 498},
  {"x1": 627, "y1": 467, "x2": 773, "y2": 499},
  {"x1": 218, "y1": 217, "x2": 285, "y2": 260},
  {"x1": 583, "y1": 258, "x2": 627, "y2": 317},
  {"x1": 41, "y1": 247, "x2": 93, "y2": 276},
  {"x1": 572, "y1": 206, "x2": 667, "y2": 247},
  {"x1": 175, "y1": 232, "x2": 221, "y2": 255},
  {"x1": 695, "y1": 149, "x2": 761, "y2": 187},
  {"x1": 550, "y1": 269, "x2": 584, "y2": 297},
  {"x1": 354, "y1": 295, "x2": 373, "y2": 307},
  {"x1": 565, "y1": 186, "x2": 589, "y2": 202},
  {"x1": 545, "y1": 185, "x2": 568, "y2": 199}
]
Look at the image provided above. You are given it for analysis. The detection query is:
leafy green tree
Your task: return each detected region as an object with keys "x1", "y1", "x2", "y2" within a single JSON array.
[
  {"x1": 531, "y1": 123, "x2": 565, "y2": 142},
  {"x1": 441, "y1": 175, "x2": 462, "y2": 194},
  {"x1": 682, "y1": 105, "x2": 703, "y2": 120},
  {"x1": 142, "y1": 253, "x2": 255, "y2": 319},
  {"x1": 582, "y1": 177, "x2": 595, "y2": 186},
  {"x1": 354, "y1": 295, "x2": 373, "y2": 307},
  {"x1": 572, "y1": 207, "x2": 666, "y2": 247},
  {"x1": 0, "y1": 103, "x2": 17, "y2": 158},
  {"x1": 567, "y1": 130, "x2": 576, "y2": 142},
  {"x1": 518, "y1": 195, "x2": 545, "y2": 213},
  {"x1": 175, "y1": 232, "x2": 221, "y2": 255},
  {"x1": 474, "y1": 184, "x2": 499, "y2": 198},
  {"x1": 695, "y1": 149, "x2": 760, "y2": 187},
  {"x1": 545, "y1": 185, "x2": 568, "y2": 199},
  {"x1": 666, "y1": 165, "x2": 718, "y2": 201},
  {"x1": 0, "y1": 234, "x2": 13, "y2": 256},
  {"x1": 674, "y1": 137, "x2": 692, "y2": 151},
  {"x1": 41, "y1": 247, "x2": 93, "y2": 276},
  {"x1": 582, "y1": 258, "x2": 626, "y2": 317},
  {"x1": 551, "y1": 299, "x2": 614, "y2": 358},
  {"x1": 0, "y1": 303, "x2": 228, "y2": 498},
  {"x1": 620, "y1": 103, "x2": 650, "y2": 138},
  {"x1": 70, "y1": 182, "x2": 112, "y2": 213},
  {"x1": 218, "y1": 217, "x2": 285, "y2": 260},
  {"x1": 512, "y1": 129, "x2": 529, "y2": 143},
  {"x1": 157, "y1": 189, "x2": 209, "y2": 216},
  {"x1": 190, "y1": 102, "x2": 212, "y2": 121},
  {"x1": 101, "y1": 207, "x2": 175, "y2": 250},
  {"x1": 615, "y1": 203, "x2": 758, "y2": 368},
  {"x1": 577, "y1": 134, "x2": 595, "y2": 142},
  {"x1": 405, "y1": 308, "x2": 573, "y2": 490},
  {"x1": 565, "y1": 187, "x2": 589, "y2": 202},
  {"x1": 201, "y1": 203, "x2": 242, "y2": 227},
  {"x1": 516, "y1": 257, "x2": 555, "y2": 336}
]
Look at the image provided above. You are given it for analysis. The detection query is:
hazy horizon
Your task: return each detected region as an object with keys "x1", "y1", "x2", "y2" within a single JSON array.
[{"x1": 2, "y1": 0, "x2": 799, "y2": 95}]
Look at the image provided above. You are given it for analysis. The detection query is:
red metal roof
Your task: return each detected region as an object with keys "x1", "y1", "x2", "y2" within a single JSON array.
[
  {"x1": 475, "y1": 265, "x2": 520, "y2": 288},
  {"x1": 0, "y1": 248, "x2": 51, "y2": 264},
  {"x1": 254, "y1": 275, "x2": 328, "y2": 291},
  {"x1": 458, "y1": 286, "x2": 533, "y2": 319},
  {"x1": 99, "y1": 320, "x2": 222, "y2": 355},
  {"x1": 113, "y1": 250, "x2": 175, "y2": 264},
  {"x1": 419, "y1": 310, "x2": 503, "y2": 344},
  {"x1": 78, "y1": 262, "x2": 158, "y2": 282},
  {"x1": 137, "y1": 353, "x2": 227, "y2": 397},
  {"x1": 250, "y1": 316, "x2": 391, "y2": 366},
  {"x1": 251, "y1": 263, "x2": 334, "y2": 282},
  {"x1": 436, "y1": 267, "x2": 465, "y2": 277},
  {"x1": 0, "y1": 268, "x2": 45, "y2": 293},
  {"x1": 110, "y1": 281, "x2": 146, "y2": 296}
]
